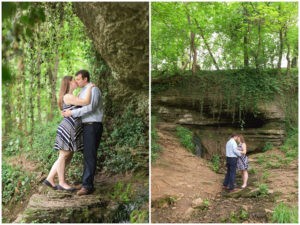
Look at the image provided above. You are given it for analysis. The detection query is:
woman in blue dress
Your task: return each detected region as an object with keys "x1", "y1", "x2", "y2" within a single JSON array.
[
  {"x1": 237, "y1": 134, "x2": 249, "y2": 189},
  {"x1": 43, "y1": 76, "x2": 94, "y2": 191}
]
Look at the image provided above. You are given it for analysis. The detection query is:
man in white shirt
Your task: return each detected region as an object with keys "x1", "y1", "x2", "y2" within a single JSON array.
[{"x1": 223, "y1": 134, "x2": 241, "y2": 192}]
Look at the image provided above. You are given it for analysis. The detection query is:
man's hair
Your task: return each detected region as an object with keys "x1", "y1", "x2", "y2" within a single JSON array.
[
  {"x1": 231, "y1": 133, "x2": 238, "y2": 138},
  {"x1": 75, "y1": 69, "x2": 90, "y2": 82}
]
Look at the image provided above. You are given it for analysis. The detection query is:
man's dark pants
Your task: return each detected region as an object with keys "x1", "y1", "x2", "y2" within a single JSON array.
[
  {"x1": 223, "y1": 157, "x2": 238, "y2": 190},
  {"x1": 82, "y1": 122, "x2": 103, "y2": 191}
]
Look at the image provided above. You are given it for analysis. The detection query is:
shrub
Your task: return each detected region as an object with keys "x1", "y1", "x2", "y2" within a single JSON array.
[
  {"x1": 272, "y1": 203, "x2": 298, "y2": 223},
  {"x1": 258, "y1": 183, "x2": 269, "y2": 196},
  {"x1": 100, "y1": 109, "x2": 148, "y2": 174},
  {"x1": 262, "y1": 142, "x2": 273, "y2": 152},
  {"x1": 176, "y1": 126, "x2": 195, "y2": 153},
  {"x1": 211, "y1": 155, "x2": 220, "y2": 172},
  {"x1": 281, "y1": 129, "x2": 298, "y2": 159},
  {"x1": 248, "y1": 168, "x2": 257, "y2": 175},
  {"x1": 151, "y1": 116, "x2": 161, "y2": 162},
  {"x1": 2, "y1": 161, "x2": 33, "y2": 206}
]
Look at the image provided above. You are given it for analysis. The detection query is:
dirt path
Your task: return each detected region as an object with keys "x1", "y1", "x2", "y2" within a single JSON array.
[
  {"x1": 151, "y1": 123, "x2": 223, "y2": 222},
  {"x1": 151, "y1": 123, "x2": 298, "y2": 223}
]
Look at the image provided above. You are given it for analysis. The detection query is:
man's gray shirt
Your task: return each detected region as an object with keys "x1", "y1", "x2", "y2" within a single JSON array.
[
  {"x1": 226, "y1": 138, "x2": 241, "y2": 157},
  {"x1": 71, "y1": 83, "x2": 103, "y2": 122}
]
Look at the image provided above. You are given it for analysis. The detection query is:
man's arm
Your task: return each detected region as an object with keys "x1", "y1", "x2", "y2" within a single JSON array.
[
  {"x1": 62, "y1": 88, "x2": 101, "y2": 118},
  {"x1": 232, "y1": 141, "x2": 241, "y2": 157}
]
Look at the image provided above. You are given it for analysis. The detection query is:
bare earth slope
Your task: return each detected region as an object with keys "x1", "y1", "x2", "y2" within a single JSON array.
[{"x1": 151, "y1": 123, "x2": 223, "y2": 222}]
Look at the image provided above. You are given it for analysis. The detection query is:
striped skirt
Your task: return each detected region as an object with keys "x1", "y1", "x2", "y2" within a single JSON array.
[{"x1": 54, "y1": 116, "x2": 83, "y2": 152}]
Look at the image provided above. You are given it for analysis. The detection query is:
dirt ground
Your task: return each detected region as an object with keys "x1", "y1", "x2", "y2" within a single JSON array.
[{"x1": 151, "y1": 123, "x2": 298, "y2": 223}]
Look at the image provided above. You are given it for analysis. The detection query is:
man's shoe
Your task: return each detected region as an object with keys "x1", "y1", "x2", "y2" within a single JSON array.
[
  {"x1": 77, "y1": 187, "x2": 94, "y2": 196},
  {"x1": 74, "y1": 184, "x2": 82, "y2": 190}
]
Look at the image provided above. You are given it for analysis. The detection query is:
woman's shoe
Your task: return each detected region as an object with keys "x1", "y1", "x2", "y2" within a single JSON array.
[
  {"x1": 241, "y1": 185, "x2": 247, "y2": 189},
  {"x1": 57, "y1": 184, "x2": 76, "y2": 192},
  {"x1": 43, "y1": 179, "x2": 57, "y2": 190}
]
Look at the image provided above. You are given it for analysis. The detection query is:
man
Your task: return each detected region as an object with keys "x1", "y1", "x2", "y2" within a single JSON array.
[
  {"x1": 62, "y1": 69, "x2": 103, "y2": 195},
  {"x1": 223, "y1": 134, "x2": 241, "y2": 192}
]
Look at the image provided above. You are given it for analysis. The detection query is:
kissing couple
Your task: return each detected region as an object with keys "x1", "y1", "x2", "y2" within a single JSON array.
[{"x1": 43, "y1": 70, "x2": 103, "y2": 196}]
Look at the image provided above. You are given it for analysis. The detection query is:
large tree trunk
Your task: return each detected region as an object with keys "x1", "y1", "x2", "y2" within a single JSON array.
[
  {"x1": 255, "y1": 21, "x2": 262, "y2": 70},
  {"x1": 194, "y1": 19, "x2": 220, "y2": 70},
  {"x1": 17, "y1": 43, "x2": 25, "y2": 132},
  {"x1": 36, "y1": 50, "x2": 42, "y2": 122},
  {"x1": 48, "y1": 53, "x2": 59, "y2": 120},
  {"x1": 242, "y1": 4, "x2": 249, "y2": 68},
  {"x1": 285, "y1": 29, "x2": 291, "y2": 76},
  {"x1": 187, "y1": 14, "x2": 198, "y2": 74},
  {"x1": 277, "y1": 5, "x2": 283, "y2": 72},
  {"x1": 277, "y1": 28, "x2": 283, "y2": 71}
]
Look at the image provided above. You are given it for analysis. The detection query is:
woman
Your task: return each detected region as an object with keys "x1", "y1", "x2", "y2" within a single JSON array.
[
  {"x1": 237, "y1": 134, "x2": 249, "y2": 189},
  {"x1": 43, "y1": 76, "x2": 94, "y2": 191}
]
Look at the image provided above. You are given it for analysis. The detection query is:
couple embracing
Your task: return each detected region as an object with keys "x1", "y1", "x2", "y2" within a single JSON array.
[
  {"x1": 43, "y1": 70, "x2": 103, "y2": 196},
  {"x1": 223, "y1": 134, "x2": 249, "y2": 192}
]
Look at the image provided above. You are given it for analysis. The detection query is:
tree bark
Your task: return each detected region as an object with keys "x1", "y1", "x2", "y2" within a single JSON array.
[
  {"x1": 255, "y1": 21, "x2": 262, "y2": 69},
  {"x1": 194, "y1": 19, "x2": 220, "y2": 70},
  {"x1": 277, "y1": 5, "x2": 283, "y2": 72},
  {"x1": 187, "y1": 14, "x2": 198, "y2": 74},
  {"x1": 242, "y1": 4, "x2": 249, "y2": 68},
  {"x1": 285, "y1": 29, "x2": 291, "y2": 75},
  {"x1": 48, "y1": 52, "x2": 59, "y2": 120},
  {"x1": 277, "y1": 28, "x2": 283, "y2": 71}
]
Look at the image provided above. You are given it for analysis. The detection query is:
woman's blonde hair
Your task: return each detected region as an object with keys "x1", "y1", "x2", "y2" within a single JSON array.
[
  {"x1": 58, "y1": 76, "x2": 73, "y2": 110},
  {"x1": 238, "y1": 134, "x2": 245, "y2": 143}
]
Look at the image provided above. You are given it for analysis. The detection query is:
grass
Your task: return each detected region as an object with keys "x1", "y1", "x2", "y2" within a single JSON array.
[
  {"x1": 211, "y1": 154, "x2": 221, "y2": 172},
  {"x1": 258, "y1": 183, "x2": 269, "y2": 196},
  {"x1": 262, "y1": 142, "x2": 273, "y2": 152},
  {"x1": 248, "y1": 168, "x2": 257, "y2": 175},
  {"x1": 272, "y1": 203, "x2": 298, "y2": 223},
  {"x1": 280, "y1": 129, "x2": 298, "y2": 159},
  {"x1": 176, "y1": 126, "x2": 195, "y2": 154},
  {"x1": 262, "y1": 171, "x2": 270, "y2": 181},
  {"x1": 151, "y1": 116, "x2": 161, "y2": 162}
]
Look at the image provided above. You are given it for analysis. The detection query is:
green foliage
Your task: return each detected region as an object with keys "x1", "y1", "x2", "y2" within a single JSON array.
[
  {"x1": 151, "y1": 116, "x2": 161, "y2": 162},
  {"x1": 203, "y1": 199, "x2": 210, "y2": 209},
  {"x1": 257, "y1": 155, "x2": 266, "y2": 165},
  {"x1": 272, "y1": 203, "x2": 298, "y2": 223},
  {"x1": 228, "y1": 209, "x2": 249, "y2": 223},
  {"x1": 262, "y1": 171, "x2": 270, "y2": 181},
  {"x1": 111, "y1": 182, "x2": 133, "y2": 203},
  {"x1": 262, "y1": 142, "x2": 273, "y2": 152},
  {"x1": 152, "y1": 2, "x2": 298, "y2": 72},
  {"x1": 28, "y1": 117, "x2": 62, "y2": 171},
  {"x1": 2, "y1": 135, "x2": 22, "y2": 157},
  {"x1": 129, "y1": 209, "x2": 148, "y2": 223},
  {"x1": 176, "y1": 126, "x2": 195, "y2": 153},
  {"x1": 100, "y1": 109, "x2": 148, "y2": 174},
  {"x1": 248, "y1": 168, "x2": 257, "y2": 175},
  {"x1": 211, "y1": 154, "x2": 221, "y2": 172},
  {"x1": 152, "y1": 69, "x2": 297, "y2": 128},
  {"x1": 2, "y1": 161, "x2": 33, "y2": 206},
  {"x1": 258, "y1": 183, "x2": 269, "y2": 196},
  {"x1": 281, "y1": 129, "x2": 298, "y2": 159}
]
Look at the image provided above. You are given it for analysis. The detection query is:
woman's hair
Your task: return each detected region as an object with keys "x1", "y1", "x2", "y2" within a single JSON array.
[
  {"x1": 58, "y1": 76, "x2": 73, "y2": 110},
  {"x1": 238, "y1": 134, "x2": 245, "y2": 143}
]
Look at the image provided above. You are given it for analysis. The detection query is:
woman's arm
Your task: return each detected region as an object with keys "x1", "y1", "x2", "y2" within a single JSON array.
[{"x1": 63, "y1": 84, "x2": 95, "y2": 106}]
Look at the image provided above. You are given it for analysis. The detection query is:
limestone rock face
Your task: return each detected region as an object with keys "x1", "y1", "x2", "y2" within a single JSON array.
[
  {"x1": 73, "y1": 3, "x2": 149, "y2": 90},
  {"x1": 152, "y1": 76, "x2": 286, "y2": 156}
]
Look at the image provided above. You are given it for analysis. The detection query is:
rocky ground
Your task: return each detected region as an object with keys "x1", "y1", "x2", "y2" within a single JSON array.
[
  {"x1": 151, "y1": 123, "x2": 298, "y2": 223},
  {"x1": 3, "y1": 154, "x2": 148, "y2": 223}
]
